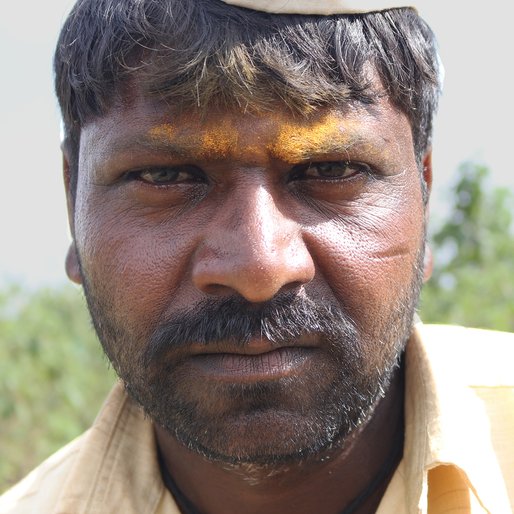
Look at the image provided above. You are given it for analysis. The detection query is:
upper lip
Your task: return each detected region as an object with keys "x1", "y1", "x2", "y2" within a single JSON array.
[{"x1": 188, "y1": 334, "x2": 320, "y2": 356}]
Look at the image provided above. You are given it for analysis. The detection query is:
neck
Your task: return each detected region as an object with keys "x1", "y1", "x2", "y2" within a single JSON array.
[{"x1": 155, "y1": 364, "x2": 405, "y2": 514}]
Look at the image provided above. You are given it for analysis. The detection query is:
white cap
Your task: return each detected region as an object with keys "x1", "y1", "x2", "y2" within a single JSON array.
[{"x1": 220, "y1": 0, "x2": 412, "y2": 15}]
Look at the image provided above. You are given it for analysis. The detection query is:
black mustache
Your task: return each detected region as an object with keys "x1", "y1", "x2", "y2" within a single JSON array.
[{"x1": 143, "y1": 292, "x2": 357, "y2": 365}]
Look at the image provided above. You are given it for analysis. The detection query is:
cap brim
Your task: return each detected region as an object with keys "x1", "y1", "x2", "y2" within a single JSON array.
[{"x1": 220, "y1": 0, "x2": 413, "y2": 15}]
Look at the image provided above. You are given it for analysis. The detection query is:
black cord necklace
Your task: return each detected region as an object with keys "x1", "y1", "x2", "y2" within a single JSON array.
[{"x1": 336, "y1": 416, "x2": 404, "y2": 514}]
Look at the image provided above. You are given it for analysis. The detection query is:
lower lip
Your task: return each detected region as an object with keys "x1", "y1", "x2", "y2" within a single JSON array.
[{"x1": 190, "y1": 347, "x2": 314, "y2": 382}]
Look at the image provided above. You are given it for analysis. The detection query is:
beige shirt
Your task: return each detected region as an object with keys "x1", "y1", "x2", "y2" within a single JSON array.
[{"x1": 1, "y1": 324, "x2": 513, "y2": 513}]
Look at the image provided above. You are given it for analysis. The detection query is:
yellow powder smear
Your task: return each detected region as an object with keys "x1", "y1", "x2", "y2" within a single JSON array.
[
  {"x1": 148, "y1": 121, "x2": 240, "y2": 159},
  {"x1": 200, "y1": 119, "x2": 239, "y2": 158},
  {"x1": 268, "y1": 113, "x2": 354, "y2": 163},
  {"x1": 148, "y1": 124, "x2": 175, "y2": 143},
  {"x1": 148, "y1": 114, "x2": 358, "y2": 162}
]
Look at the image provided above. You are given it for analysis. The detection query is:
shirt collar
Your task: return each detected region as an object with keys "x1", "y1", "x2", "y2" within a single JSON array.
[
  {"x1": 53, "y1": 384, "x2": 178, "y2": 514},
  {"x1": 402, "y1": 322, "x2": 511, "y2": 513}
]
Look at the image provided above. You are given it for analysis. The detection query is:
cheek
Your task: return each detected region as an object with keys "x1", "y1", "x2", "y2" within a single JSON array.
[
  {"x1": 74, "y1": 192, "x2": 198, "y2": 329},
  {"x1": 306, "y1": 188, "x2": 425, "y2": 319}
]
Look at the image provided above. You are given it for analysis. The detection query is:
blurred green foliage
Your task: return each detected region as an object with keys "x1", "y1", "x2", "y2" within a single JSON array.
[
  {"x1": 421, "y1": 163, "x2": 514, "y2": 331},
  {"x1": 0, "y1": 285, "x2": 115, "y2": 492},
  {"x1": 0, "y1": 163, "x2": 513, "y2": 494}
]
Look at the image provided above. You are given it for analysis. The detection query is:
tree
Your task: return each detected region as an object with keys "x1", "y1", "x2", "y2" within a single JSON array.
[{"x1": 421, "y1": 162, "x2": 514, "y2": 331}]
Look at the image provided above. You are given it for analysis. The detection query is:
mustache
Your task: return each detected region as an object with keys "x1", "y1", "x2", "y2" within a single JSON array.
[{"x1": 143, "y1": 292, "x2": 357, "y2": 365}]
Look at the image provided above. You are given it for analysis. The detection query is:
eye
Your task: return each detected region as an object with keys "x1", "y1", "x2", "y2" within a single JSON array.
[
  {"x1": 291, "y1": 161, "x2": 372, "y2": 181},
  {"x1": 127, "y1": 165, "x2": 205, "y2": 185}
]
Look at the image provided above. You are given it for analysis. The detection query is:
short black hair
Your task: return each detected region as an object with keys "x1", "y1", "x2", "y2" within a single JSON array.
[{"x1": 54, "y1": 0, "x2": 442, "y2": 194}]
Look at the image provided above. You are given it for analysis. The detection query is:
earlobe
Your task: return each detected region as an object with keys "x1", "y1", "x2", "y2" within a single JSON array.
[
  {"x1": 65, "y1": 243, "x2": 82, "y2": 285},
  {"x1": 423, "y1": 244, "x2": 433, "y2": 283}
]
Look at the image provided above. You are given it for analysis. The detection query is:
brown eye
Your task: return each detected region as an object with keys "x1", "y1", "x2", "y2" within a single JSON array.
[
  {"x1": 128, "y1": 166, "x2": 204, "y2": 185},
  {"x1": 300, "y1": 161, "x2": 372, "y2": 180}
]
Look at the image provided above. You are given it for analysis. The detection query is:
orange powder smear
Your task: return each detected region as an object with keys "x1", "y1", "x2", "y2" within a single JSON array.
[
  {"x1": 148, "y1": 123, "x2": 175, "y2": 143},
  {"x1": 148, "y1": 122, "x2": 240, "y2": 159},
  {"x1": 200, "y1": 119, "x2": 239, "y2": 158},
  {"x1": 148, "y1": 114, "x2": 358, "y2": 162},
  {"x1": 268, "y1": 113, "x2": 354, "y2": 163}
]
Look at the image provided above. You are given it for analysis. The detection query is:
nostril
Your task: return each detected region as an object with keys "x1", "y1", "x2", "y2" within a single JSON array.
[{"x1": 201, "y1": 283, "x2": 235, "y2": 297}]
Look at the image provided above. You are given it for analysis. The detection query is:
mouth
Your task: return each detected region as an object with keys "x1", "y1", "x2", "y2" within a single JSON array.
[{"x1": 187, "y1": 337, "x2": 318, "y2": 382}]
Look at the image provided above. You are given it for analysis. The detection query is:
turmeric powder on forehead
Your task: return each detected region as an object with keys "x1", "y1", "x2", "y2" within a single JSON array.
[
  {"x1": 147, "y1": 114, "x2": 355, "y2": 161},
  {"x1": 148, "y1": 124, "x2": 175, "y2": 143},
  {"x1": 268, "y1": 113, "x2": 353, "y2": 163},
  {"x1": 148, "y1": 121, "x2": 239, "y2": 158},
  {"x1": 200, "y1": 121, "x2": 239, "y2": 158}
]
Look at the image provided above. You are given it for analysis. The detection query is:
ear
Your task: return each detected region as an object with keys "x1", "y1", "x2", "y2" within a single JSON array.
[
  {"x1": 65, "y1": 243, "x2": 82, "y2": 285},
  {"x1": 422, "y1": 150, "x2": 433, "y2": 197},
  {"x1": 423, "y1": 244, "x2": 433, "y2": 283},
  {"x1": 62, "y1": 148, "x2": 82, "y2": 285},
  {"x1": 62, "y1": 148, "x2": 75, "y2": 235},
  {"x1": 421, "y1": 150, "x2": 433, "y2": 283}
]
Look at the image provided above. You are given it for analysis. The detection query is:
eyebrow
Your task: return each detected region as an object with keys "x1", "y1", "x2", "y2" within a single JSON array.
[
  {"x1": 267, "y1": 133, "x2": 389, "y2": 164},
  {"x1": 106, "y1": 134, "x2": 197, "y2": 159},
  {"x1": 103, "y1": 126, "x2": 388, "y2": 164},
  {"x1": 270, "y1": 136, "x2": 365, "y2": 161}
]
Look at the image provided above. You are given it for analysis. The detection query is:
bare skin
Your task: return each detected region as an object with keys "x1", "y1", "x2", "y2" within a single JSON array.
[{"x1": 64, "y1": 80, "x2": 431, "y2": 513}]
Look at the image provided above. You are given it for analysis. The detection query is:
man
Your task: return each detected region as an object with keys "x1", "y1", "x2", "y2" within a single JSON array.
[{"x1": 1, "y1": 0, "x2": 513, "y2": 512}]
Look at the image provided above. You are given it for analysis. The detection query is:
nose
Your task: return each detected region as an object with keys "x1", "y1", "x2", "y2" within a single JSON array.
[{"x1": 191, "y1": 182, "x2": 315, "y2": 302}]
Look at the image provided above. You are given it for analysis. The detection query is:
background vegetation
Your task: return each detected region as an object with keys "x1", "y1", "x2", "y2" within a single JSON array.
[
  {"x1": 1, "y1": 163, "x2": 513, "y2": 493},
  {"x1": 421, "y1": 163, "x2": 514, "y2": 330}
]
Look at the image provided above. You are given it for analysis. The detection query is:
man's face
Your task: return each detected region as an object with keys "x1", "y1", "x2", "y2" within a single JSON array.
[{"x1": 68, "y1": 86, "x2": 429, "y2": 465}]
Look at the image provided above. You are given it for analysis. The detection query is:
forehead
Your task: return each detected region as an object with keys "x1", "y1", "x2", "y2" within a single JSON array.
[{"x1": 79, "y1": 90, "x2": 415, "y2": 165}]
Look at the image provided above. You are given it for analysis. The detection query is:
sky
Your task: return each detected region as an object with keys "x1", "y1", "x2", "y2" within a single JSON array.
[{"x1": 1, "y1": 1, "x2": 512, "y2": 288}]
